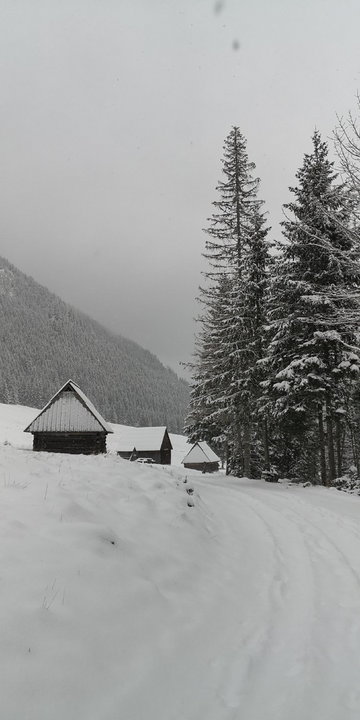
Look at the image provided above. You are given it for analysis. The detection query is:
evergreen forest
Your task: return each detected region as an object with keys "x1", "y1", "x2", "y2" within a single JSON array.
[
  {"x1": 186, "y1": 105, "x2": 360, "y2": 485},
  {"x1": 0, "y1": 256, "x2": 189, "y2": 432}
]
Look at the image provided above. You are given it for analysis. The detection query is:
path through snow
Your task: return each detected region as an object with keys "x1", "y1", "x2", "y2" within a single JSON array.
[{"x1": 176, "y1": 475, "x2": 360, "y2": 720}]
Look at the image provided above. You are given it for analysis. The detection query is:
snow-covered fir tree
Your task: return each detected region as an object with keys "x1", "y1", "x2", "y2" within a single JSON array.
[
  {"x1": 263, "y1": 131, "x2": 360, "y2": 484},
  {"x1": 185, "y1": 127, "x2": 270, "y2": 476},
  {"x1": 184, "y1": 275, "x2": 233, "y2": 450}
]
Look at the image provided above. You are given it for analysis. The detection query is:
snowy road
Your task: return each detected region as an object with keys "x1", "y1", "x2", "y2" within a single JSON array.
[{"x1": 128, "y1": 472, "x2": 360, "y2": 720}]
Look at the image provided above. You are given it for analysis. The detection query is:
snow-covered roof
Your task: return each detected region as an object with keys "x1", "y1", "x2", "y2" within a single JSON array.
[
  {"x1": 116, "y1": 426, "x2": 172, "y2": 452},
  {"x1": 24, "y1": 380, "x2": 113, "y2": 434},
  {"x1": 182, "y1": 441, "x2": 220, "y2": 465}
]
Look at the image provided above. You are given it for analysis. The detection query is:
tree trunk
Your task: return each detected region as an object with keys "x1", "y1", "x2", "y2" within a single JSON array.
[
  {"x1": 231, "y1": 406, "x2": 243, "y2": 477},
  {"x1": 318, "y1": 404, "x2": 327, "y2": 486},
  {"x1": 335, "y1": 415, "x2": 342, "y2": 478},
  {"x1": 349, "y1": 422, "x2": 360, "y2": 478},
  {"x1": 221, "y1": 441, "x2": 226, "y2": 469},
  {"x1": 262, "y1": 417, "x2": 270, "y2": 471},
  {"x1": 243, "y1": 420, "x2": 251, "y2": 477},
  {"x1": 326, "y1": 395, "x2": 336, "y2": 484},
  {"x1": 224, "y1": 441, "x2": 230, "y2": 475}
]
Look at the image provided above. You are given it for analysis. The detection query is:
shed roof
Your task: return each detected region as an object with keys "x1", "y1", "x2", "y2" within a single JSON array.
[
  {"x1": 116, "y1": 426, "x2": 172, "y2": 452},
  {"x1": 182, "y1": 441, "x2": 220, "y2": 465},
  {"x1": 24, "y1": 380, "x2": 113, "y2": 434}
]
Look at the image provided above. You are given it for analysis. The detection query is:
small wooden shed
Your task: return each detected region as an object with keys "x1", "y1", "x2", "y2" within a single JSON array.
[
  {"x1": 24, "y1": 379, "x2": 113, "y2": 454},
  {"x1": 182, "y1": 441, "x2": 220, "y2": 472},
  {"x1": 117, "y1": 426, "x2": 172, "y2": 464}
]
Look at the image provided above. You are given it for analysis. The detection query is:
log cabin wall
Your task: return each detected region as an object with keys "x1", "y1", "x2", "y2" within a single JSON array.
[{"x1": 33, "y1": 432, "x2": 107, "y2": 454}]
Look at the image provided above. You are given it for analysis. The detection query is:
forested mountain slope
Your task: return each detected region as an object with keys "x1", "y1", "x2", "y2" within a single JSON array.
[{"x1": 0, "y1": 256, "x2": 189, "y2": 431}]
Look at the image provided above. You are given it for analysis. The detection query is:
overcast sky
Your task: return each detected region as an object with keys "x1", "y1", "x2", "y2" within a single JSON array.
[{"x1": 0, "y1": 0, "x2": 360, "y2": 376}]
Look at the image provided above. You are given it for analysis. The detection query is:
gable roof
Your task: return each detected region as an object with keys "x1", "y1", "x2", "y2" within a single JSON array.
[
  {"x1": 24, "y1": 380, "x2": 113, "y2": 434},
  {"x1": 182, "y1": 441, "x2": 220, "y2": 465},
  {"x1": 116, "y1": 426, "x2": 172, "y2": 452}
]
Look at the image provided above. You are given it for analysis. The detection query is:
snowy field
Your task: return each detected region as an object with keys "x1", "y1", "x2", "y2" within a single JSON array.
[{"x1": 1, "y1": 403, "x2": 360, "y2": 719}]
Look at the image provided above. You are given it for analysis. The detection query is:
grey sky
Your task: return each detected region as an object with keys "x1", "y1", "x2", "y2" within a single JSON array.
[{"x1": 0, "y1": 0, "x2": 360, "y2": 376}]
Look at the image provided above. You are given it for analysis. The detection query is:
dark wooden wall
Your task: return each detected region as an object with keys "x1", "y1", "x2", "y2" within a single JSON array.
[
  {"x1": 117, "y1": 451, "x2": 133, "y2": 460},
  {"x1": 117, "y1": 450, "x2": 163, "y2": 463},
  {"x1": 117, "y1": 448, "x2": 171, "y2": 464},
  {"x1": 160, "y1": 432, "x2": 172, "y2": 465},
  {"x1": 33, "y1": 432, "x2": 107, "y2": 454}
]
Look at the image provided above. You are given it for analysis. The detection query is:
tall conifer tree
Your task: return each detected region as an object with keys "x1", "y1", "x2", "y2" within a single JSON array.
[
  {"x1": 264, "y1": 131, "x2": 360, "y2": 483},
  {"x1": 185, "y1": 127, "x2": 270, "y2": 476}
]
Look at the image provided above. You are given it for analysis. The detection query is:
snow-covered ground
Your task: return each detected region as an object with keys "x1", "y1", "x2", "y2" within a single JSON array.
[{"x1": 1, "y1": 402, "x2": 360, "y2": 719}]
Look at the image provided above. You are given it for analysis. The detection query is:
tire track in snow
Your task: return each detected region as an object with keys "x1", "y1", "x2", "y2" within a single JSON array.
[
  {"x1": 178, "y1": 478, "x2": 316, "y2": 720},
  {"x1": 261, "y1": 496, "x2": 360, "y2": 718},
  {"x1": 213, "y1": 486, "x2": 317, "y2": 720},
  {"x1": 141, "y1": 470, "x2": 360, "y2": 719},
  {"x1": 202, "y1": 487, "x2": 288, "y2": 715},
  {"x1": 215, "y1": 481, "x2": 360, "y2": 720}
]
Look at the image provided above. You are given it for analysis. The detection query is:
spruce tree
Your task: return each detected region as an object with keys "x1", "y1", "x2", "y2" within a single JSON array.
[
  {"x1": 185, "y1": 127, "x2": 270, "y2": 476},
  {"x1": 184, "y1": 275, "x2": 233, "y2": 450},
  {"x1": 264, "y1": 131, "x2": 360, "y2": 483}
]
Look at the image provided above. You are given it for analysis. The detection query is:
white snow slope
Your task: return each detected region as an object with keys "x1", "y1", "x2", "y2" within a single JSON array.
[{"x1": 1, "y1": 403, "x2": 360, "y2": 719}]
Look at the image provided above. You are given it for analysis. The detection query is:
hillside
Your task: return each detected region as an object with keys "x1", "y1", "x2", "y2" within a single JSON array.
[
  {"x1": 2, "y1": 404, "x2": 360, "y2": 719},
  {"x1": 0, "y1": 256, "x2": 189, "y2": 431}
]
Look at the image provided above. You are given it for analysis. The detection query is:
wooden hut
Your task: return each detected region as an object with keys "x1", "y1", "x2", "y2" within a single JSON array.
[
  {"x1": 24, "y1": 379, "x2": 113, "y2": 454},
  {"x1": 182, "y1": 441, "x2": 220, "y2": 472},
  {"x1": 117, "y1": 426, "x2": 172, "y2": 464}
]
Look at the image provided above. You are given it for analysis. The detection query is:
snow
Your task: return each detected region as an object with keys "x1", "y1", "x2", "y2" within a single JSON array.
[
  {"x1": 301, "y1": 294, "x2": 331, "y2": 305},
  {"x1": 167, "y1": 431, "x2": 191, "y2": 466},
  {"x1": 182, "y1": 441, "x2": 221, "y2": 464},
  {"x1": 112, "y1": 425, "x2": 170, "y2": 452},
  {"x1": 2, "y1": 402, "x2": 360, "y2": 718},
  {"x1": 314, "y1": 329, "x2": 342, "y2": 342},
  {"x1": 273, "y1": 380, "x2": 291, "y2": 392}
]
